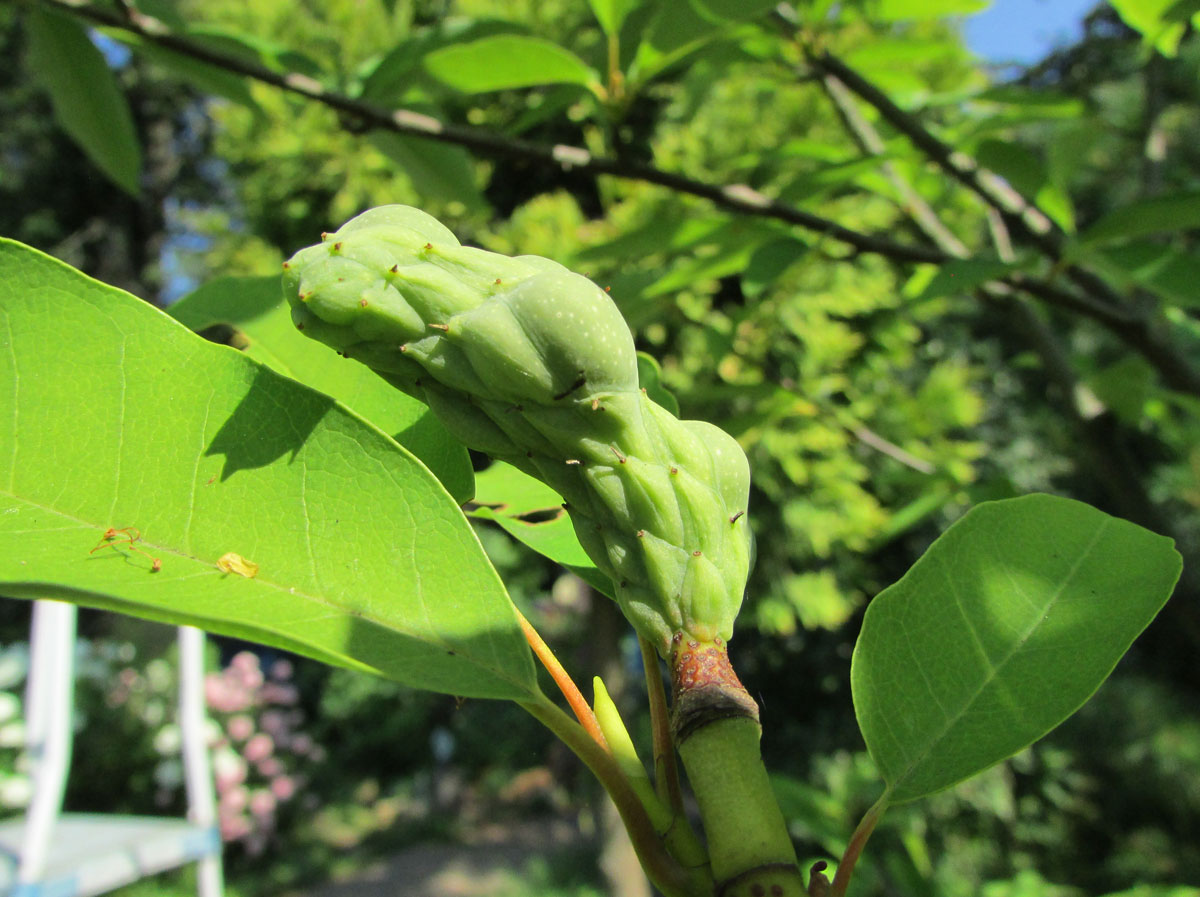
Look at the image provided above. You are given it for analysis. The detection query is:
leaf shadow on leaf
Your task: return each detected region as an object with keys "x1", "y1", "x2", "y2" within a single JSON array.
[{"x1": 205, "y1": 366, "x2": 334, "y2": 480}]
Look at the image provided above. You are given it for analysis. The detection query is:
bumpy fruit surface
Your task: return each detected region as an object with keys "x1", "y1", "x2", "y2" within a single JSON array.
[{"x1": 284, "y1": 206, "x2": 752, "y2": 655}]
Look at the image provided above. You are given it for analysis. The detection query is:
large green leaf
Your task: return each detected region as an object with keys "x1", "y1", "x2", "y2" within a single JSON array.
[
  {"x1": 424, "y1": 36, "x2": 600, "y2": 93},
  {"x1": 168, "y1": 276, "x2": 473, "y2": 503},
  {"x1": 1079, "y1": 192, "x2": 1200, "y2": 246},
  {"x1": 358, "y1": 19, "x2": 528, "y2": 104},
  {"x1": 25, "y1": 8, "x2": 141, "y2": 196},
  {"x1": 466, "y1": 463, "x2": 614, "y2": 597},
  {"x1": 853, "y1": 494, "x2": 1181, "y2": 804},
  {"x1": 0, "y1": 240, "x2": 537, "y2": 701}
]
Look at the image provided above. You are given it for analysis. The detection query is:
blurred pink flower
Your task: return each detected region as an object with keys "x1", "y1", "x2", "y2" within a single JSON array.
[
  {"x1": 269, "y1": 659, "x2": 294, "y2": 681},
  {"x1": 270, "y1": 776, "x2": 296, "y2": 801},
  {"x1": 230, "y1": 652, "x2": 264, "y2": 690},
  {"x1": 227, "y1": 714, "x2": 254, "y2": 742},
  {"x1": 260, "y1": 683, "x2": 299, "y2": 706},
  {"x1": 289, "y1": 733, "x2": 314, "y2": 756},
  {"x1": 259, "y1": 709, "x2": 287, "y2": 736},
  {"x1": 220, "y1": 785, "x2": 249, "y2": 814},
  {"x1": 249, "y1": 788, "x2": 276, "y2": 818},
  {"x1": 220, "y1": 814, "x2": 251, "y2": 841},
  {"x1": 205, "y1": 676, "x2": 250, "y2": 713},
  {"x1": 256, "y1": 757, "x2": 282, "y2": 778},
  {"x1": 244, "y1": 733, "x2": 274, "y2": 764},
  {"x1": 231, "y1": 652, "x2": 260, "y2": 675}
]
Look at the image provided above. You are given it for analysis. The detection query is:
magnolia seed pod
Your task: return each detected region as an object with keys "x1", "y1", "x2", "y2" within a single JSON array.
[{"x1": 284, "y1": 205, "x2": 753, "y2": 658}]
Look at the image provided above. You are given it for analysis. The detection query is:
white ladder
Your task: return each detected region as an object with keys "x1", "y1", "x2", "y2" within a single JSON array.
[{"x1": 0, "y1": 600, "x2": 224, "y2": 897}]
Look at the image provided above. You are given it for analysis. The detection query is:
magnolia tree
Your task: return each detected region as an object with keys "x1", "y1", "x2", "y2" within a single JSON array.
[{"x1": 1, "y1": 0, "x2": 1195, "y2": 895}]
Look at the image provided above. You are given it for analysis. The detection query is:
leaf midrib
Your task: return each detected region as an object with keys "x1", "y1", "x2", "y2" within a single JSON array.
[
  {"x1": 0, "y1": 490, "x2": 534, "y2": 694},
  {"x1": 886, "y1": 517, "x2": 1110, "y2": 797}
]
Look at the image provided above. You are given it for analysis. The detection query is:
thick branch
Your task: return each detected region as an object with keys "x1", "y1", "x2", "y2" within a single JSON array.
[
  {"x1": 806, "y1": 52, "x2": 1145, "y2": 312},
  {"x1": 807, "y1": 50, "x2": 1200, "y2": 396},
  {"x1": 44, "y1": 0, "x2": 945, "y2": 265},
  {"x1": 41, "y1": 0, "x2": 1200, "y2": 394}
]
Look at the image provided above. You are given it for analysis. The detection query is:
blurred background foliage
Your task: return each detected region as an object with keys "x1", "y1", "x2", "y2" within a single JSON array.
[{"x1": 1, "y1": 0, "x2": 1198, "y2": 894}]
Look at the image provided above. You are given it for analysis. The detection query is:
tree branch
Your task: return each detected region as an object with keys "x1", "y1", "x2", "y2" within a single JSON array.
[
  {"x1": 805, "y1": 51, "x2": 1146, "y2": 311},
  {"x1": 41, "y1": 0, "x2": 1200, "y2": 395},
  {"x1": 44, "y1": 0, "x2": 948, "y2": 264},
  {"x1": 804, "y1": 48, "x2": 1200, "y2": 397}
]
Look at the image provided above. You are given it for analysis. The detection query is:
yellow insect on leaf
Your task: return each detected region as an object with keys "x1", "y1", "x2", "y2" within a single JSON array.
[{"x1": 216, "y1": 551, "x2": 259, "y2": 578}]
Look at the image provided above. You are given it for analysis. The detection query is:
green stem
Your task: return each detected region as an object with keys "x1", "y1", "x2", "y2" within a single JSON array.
[
  {"x1": 520, "y1": 696, "x2": 711, "y2": 897},
  {"x1": 829, "y1": 796, "x2": 886, "y2": 897},
  {"x1": 640, "y1": 635, "x2": 685, "y2": 815},
  {"x1": 669, "y1": 637, "x2": 803, "y2": 896},
  {"x1": 678, "y1": 716, "x2": 805, "y2": 897}
]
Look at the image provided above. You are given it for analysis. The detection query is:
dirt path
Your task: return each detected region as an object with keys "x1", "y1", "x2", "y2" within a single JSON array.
[{"x1": 293, "y1": 818, "x2": 587, "y2": 897}]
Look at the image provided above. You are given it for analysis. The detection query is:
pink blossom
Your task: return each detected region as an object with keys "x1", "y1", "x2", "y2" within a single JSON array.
[
  {"x1": 231, "y1": 652, "x2": 260, "y2": 675},
  {"x1": 230, "y1": 652, "x2": 264, "y2": 690},
  {"x1": 261, "y1": 682, "x2": 299, "y2": 706},
  {"x1": 289, "y1": 733, "x2": 314, "y2": 755},
  {"x1": 205, "y1": 676, "x2": 250, "y2": 713},
  {"x1": 260, "y1": 710, "x2": 287, "y2": 736},
  {"x1": 249, "y1": 788, "x2": 276, "y2": 818},
  {"x1": 256, "y1": 757, "x2": 282, "y2": 778},
  {"x1": 226, "y1": 714, "x2": 254, "y2": 741},
  {"x1": 219, "y1": 814, "x2": 251, "y2": 841},
  {"x1": 270, "y1": 776, "x2": 296, "y2": 801},
  {"x1": 269, "y1": 659, "x2": 294, "y2": 681},
  {"x1": 243, "y1": 733, "x2": 274, "y2": 764},
  {"x1": 220, "y1": 786, "x2": 248, "y2": 813}
]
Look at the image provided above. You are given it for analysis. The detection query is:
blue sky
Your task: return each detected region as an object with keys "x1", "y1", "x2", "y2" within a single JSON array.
[{"x1": 964, "y1": 0, "x2": 1100, "y2": 64}]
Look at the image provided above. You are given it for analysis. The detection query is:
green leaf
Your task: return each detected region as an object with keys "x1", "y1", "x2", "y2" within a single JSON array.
[
  {"x1": 358, "y1": 19, "x2": 528, "y2": 104},
  {"x1": 911, "y1": 259, "x2": 1012, "y2": 301},
  {"x1": 168, "y1": 276, "x2": 474, "y2": 503},
  {"x1": 690, "y1": 0, "x2": 779, "y2": 22},
  {"x1": 873, "y1": 0, "x2": 988, "y2": 22},
  {"x1": 424, "y1": 36, "x2": 600, "y2": 93},
  {"x1": 588, "y1": 0, "x2": 639, "y2": 35},
  {"x1": 183, "y1": 25, "x2": 325, "y2": 78},
  {"x1": 102, "y1": 31, "x2": 260, "y2": 111},
  {"x1": 367, "y1": 131, "x2": 488, "y2": 215},
  {"x1": 466, "y1": 463, "x2": 614, "y2": 597},
  {"x1": 852, "y1": 494, "x2": 1181, "y2": 804},
  {"x1": 632, "y1": 0, "x2": 773, "y2": 82},
  {"x1": 1088, "y1": 357, "x2": 1153, "y2": 425},
  {"x1": 1079, "y1": 192, "x2": 1200, "y2": 246},
  {"x1": 1108, "y1": 0, "x2": 1191, "y2": 56},
  {"x1": 1091, "y1": 242, "x2": 1200, "y2": 309},
  {"x1": 25, "y1": 8, "x2": 141, "y2": 196},
  {"x1": 1162, "y1": 0, "x2": 1200, "y2": 22},
  {"x1": 741, "y1": 238, "x2": 807, "y2": 299},
  {"x1": 974, "y1": 87, "x2": 1085, "y2": 119},
  {"x1": 0, "y1": 240, "x2": 536, "y2": 701}
]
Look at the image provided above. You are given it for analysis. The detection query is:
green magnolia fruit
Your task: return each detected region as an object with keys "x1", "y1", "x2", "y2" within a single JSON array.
[{"x1": 284, "y1": 205, "x2": 752, "y2": 655}]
